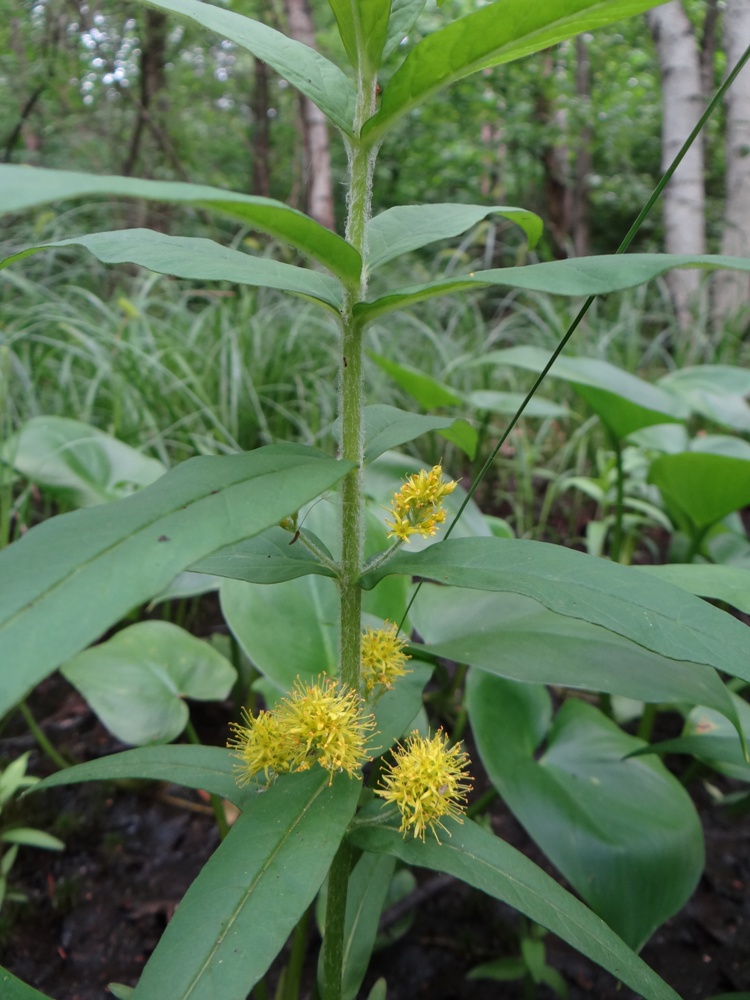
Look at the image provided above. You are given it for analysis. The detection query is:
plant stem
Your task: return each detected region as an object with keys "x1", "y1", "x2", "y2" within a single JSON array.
[
  {"x1": 185, "y1": 719, "x2": 229, "y2": 840},
  {"x1": 18, "y1": 701, "x2": 70, "y2": 770},
  {"x1": 609, "y1": 433, "x2": 625, "y2": 563},
  {"x1": 323, "y1": 67, "x2": 379, "y2": 1000}
]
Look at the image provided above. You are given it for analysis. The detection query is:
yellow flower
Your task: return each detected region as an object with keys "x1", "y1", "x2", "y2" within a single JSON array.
[
  {"x1": 228, "y1": 708, "x2": 293, "y2": 785},
  {"x1": 385, "y1": 464, "x2": 457, "y2": 542},
  {"x1": 229, "y1": 676, "x2": 375, "y2": 786},
  {"x1": 375, "y1": 730, "x2": 472, "y2": 841},
  {"x1": 361, "y1": 622, "x2": 411, "y2": 695}
]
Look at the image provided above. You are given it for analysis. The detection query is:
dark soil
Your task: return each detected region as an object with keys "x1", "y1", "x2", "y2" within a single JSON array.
[{"x1": 2, "y1": 677, "x2": 749, "y2": 1000}]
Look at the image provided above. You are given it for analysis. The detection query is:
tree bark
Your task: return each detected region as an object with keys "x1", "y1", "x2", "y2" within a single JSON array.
[
  {"x1": 122, "y1": 8, "x2": 169, "y2": 179},
  {"x1": 250, "y1": 58, "x2": 271, "y2": 198},
  {"x1": 714, "y1": 0, "x2": 750, "y2": 327},
  {"x1": 282, "y1": 0, "x2": 335, "y2": 230},
  {"x1": 572, "y1": 35, "x2": 592, "y2": 258},
  {"x1": 647, "y1": 1, "x2": 706, "y2": 330}
]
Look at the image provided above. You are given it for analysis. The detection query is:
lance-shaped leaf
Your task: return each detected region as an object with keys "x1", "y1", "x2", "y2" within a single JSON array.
[
  {"x1": 329, "y1": 0, "x2": 390, "y2": 74},
  {"x1": 1, "y1": 230, "x2": 343, "y2": 312},
  {"x1": 365, "y1": 203, "x2": 542, "y2": 271},
  {"x1": 0, "y1": 967, "x2": 55, "y2": 1000},
  {"x1": 634, "y1": 564, "x2": 750, "y2": 615},
  {"x1": 362, "y1": 0, "x2": 670, "y2": 144},
  {"x1": 409, "y1": 586, "x2": 739, "y2": 726},
  {"x1": 468, "y1": 671, "x2": 704, "y2": 951},
  {"x1": 354, "y1": 254, "x2": 750, "y2": 325},
  {"x1": 361, "y1": 537, "x2": 750, "y2": 689},
  {"x1": 32, "y1": 745, "x2": 256, "y2": 808},
  {"x1": 0, "y1": 166, "x2": 360, "y2": 282},
  {"x1": 0, "y1": 444, "x2": 353, "y2": 716},
  {"x1": 135, "y1": 0, "x2": 356, "y2": 134},
  {"x1": 383, "y1": 0, "x2": 428, "y2": 59},
  {"x1": 348, "y1": 808, "x2": 681, "y2": 1000},
  {"x1": 132, "y1": 770, "x2": 360, "y2": 1000}
]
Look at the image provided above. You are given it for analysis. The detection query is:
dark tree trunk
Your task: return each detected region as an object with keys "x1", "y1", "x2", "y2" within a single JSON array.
[{"x1": 250, "y1": 59, "x2": 272, "y2": 198}]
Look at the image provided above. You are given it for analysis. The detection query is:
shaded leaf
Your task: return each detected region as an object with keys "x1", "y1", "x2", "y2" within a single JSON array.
[
  {"x1": 634, "y1": 564, "x2": 750, "y2": 615},
  {"x1": 329, "y1": 0, "x2": 390, "y2": 73},
  {"x1": 0, "y1": 165, "x2": 360, "y2": 282},
  {"x1": 648, "y1": 452, "x2": 750, "y2": 529},
  {"x1": 383, "y1": 0, "x2": 427, "y2": 58},
  {"x1": 192, "y1": 526, "x2": 337, "y2": 585},
  {"x1": 362, "y1": 404, "x2": 470, "y2": 463},
  {"x1": 0, "y1": 967, "x2": 55, "y2": 1000}
]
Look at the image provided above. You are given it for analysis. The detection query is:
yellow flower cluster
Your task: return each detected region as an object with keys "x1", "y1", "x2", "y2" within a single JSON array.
[
  {"x1": 361, "y1": 622, "x2": 411, "y2": 695},
  {"x1": 385, "y1": 464, "x2": 458, "y2": 542},
  {"x1": 376, "y1": 730, "x2": 472, "y2": 842},
  {"x1": 228, "y1": 675, "x2": 374, "y2": 785}
]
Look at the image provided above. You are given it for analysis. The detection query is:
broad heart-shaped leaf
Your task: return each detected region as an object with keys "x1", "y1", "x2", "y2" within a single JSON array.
[
  {"x1": 475, "y1": 345, "x2": 687, "y2": 439},
  {"x1": 348, "y1": 808, "x2": 682, "y2": 1000},
  {"x1": 355, "y1": 254, "x2": 750, "y2": 325},
  {"x1": 3, "y1": 416, "x2": 166, "y2": 507},
  {"x1": 0, "y1": 165, "x2": 360, "y2": 283},
  {"x1": 1, "y1": 230, "x2": 343, "y2": 312},
  {"x1": 61, "y1": 622, "x2": 236, "y2": 745},
  {"x1": 365, "y1": 204, "x2": 542, "y2": 272},
  {"x1": 133, "y1": 0, "x2": 356, "y2": 135},
  {"x1": 0, "y1": 967, "x2": 55, "y2": 1000},
  {"x1": 0, "y1": 445, "x2": 353, "y2": 716},
  {"x1": 32, "y1": 745, "x2": 256, "y2": 808},
  {"x1": 634, "y1": 564, "x2": 750, "y2": 615},
  {"x1": 648, "y1": 452, "x2": 750, "y2": 530},
  {"x1": 329, "y1": 0, "x2": 390, "y2": 74},
  {"x1": 467, "y1": 671, "x2": 704, "y2": 950},
  {"x1": 409, "y1": 586, "x2": 739, "y2": 725},
  {"x1": 362, "y1": 0, "x2": 670, "y2": 144},
  {"x1": 131, "y1": 770, "x2": 360, "y2": 1000},
  {"x1": 361, "y1": 537, "x2": 750, "y2": 688}
]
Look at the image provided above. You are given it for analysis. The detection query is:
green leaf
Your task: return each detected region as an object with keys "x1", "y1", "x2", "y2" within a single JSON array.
[
  {"x1": 476, "y1": 345, "x2": 687, "y2": 439},
  {"x1": 329, "y1": 0, "x2": 390, "y2": 73},
  {"x1": 0, "y1": 165, "x2": 360, "y2": 282},
  {"x1": 467, "y1": 390, "x2": 567, "y2": 420},
  {"x1": 3, "y1": 416, "x2": 166, "y2": 507},
  {"x1": 634, "y1": 564, "x2": 750, "y2": 614},
  {"x1": 362, "y1": 404, "x2": 470, "y2": 463},
  {"x1": 362, "y1": 0, "x2": 670, "y2": 144},
  {"x1": 355, "y1": 254, "x2": 750, "y2": 325},
  {"x1": 192, "y1": 526, "x2": 337, "y2": 585},
  {"x1": 61, "y1": 622, "x2": 236, "y2": 745},
  {"x1": 410, "y1": 586, "x2": 738, "y2": 724},
  {"x1": 1, "y1": 230, "x2": 343, "y2": 312},
  {"x1": 0, "y1": 444, "x2": 352, "y2": 716},
  {"x1": 32, "y1": 745, "x2": 254, "y2": 808},
  {"x1": 658, "y1": 365, "x2": 750, "y2": 433},
  {"x1": 368, "y1": 352, "x2": 462, "y2": 408},
  {"x1": 648, "y1": 452, "x2": 750, "y2": 529},
  {"x1": 348, "y1": 808, "x2": 682, "y2": 1000},
  {"x1": 361, "y1": 537, "x2": 750, "y2": 687},
  {"x1": 365, "y1": 204, "x2": 542, "y2": 271},
  {"x1": 133, "y1": 0, "x2": 356, "y2": 134},
  {"x1": 1, "y1": 828, "x2": 64, "y2": 850},
  {"x1": 0, "y1": 967, "x2": 56, "y2": 1000},
  {"x1": 468, "y1": 672, "x2": 703, "y2": 950},
  {"x1": 132, "y1": 770, "x2": 360, "y2": 1000},
  {"x1": 383, "y1": 0, "x2": 427, "y2": 59}
]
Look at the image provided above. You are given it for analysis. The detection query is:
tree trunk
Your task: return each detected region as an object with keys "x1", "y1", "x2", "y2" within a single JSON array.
[
  {"x1": 647, "y1": 1, "x2": 706, "y2": 330},
  {"x1": 714, "y1": 0, "x2": 750, "y2": 328},
  {"x1": 283, "y1": 0, "x2": 335, "y2": 230},
  {"x1": 250, "y1": 58, "x2": 271, "y2": 197},
  {"x1": 123, "y1": 8, "x2": 169, "y2": 178},
  {"x1": 572, "y1": 35, "x2": 592, "y2": 258}
]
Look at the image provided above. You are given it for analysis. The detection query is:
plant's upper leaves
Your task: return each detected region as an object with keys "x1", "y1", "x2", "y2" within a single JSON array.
[
  {"x1": 1, "y1": 230, "x2": 343, "y2": 312},
  {"x1": 0, "y1": 444, "x2": 352, "y2": 716},
  {"x1": 61, "y1": 622, "x2": 237, "y2": 745},
  {"x1": 329, "y1": 0, "x2": 390, "y2": 73},
  {"x1": 192, "y1": 526, "x2": 337, "y2": 584},
  {"x1": 362, "y1": 0, "x2": 670, "y2": 143},
  {"x1": 468, "y1": 671, "x2": 704, "y2": 950},
  {"x1": 368, "y1": 352, "x2": 463, "y2": 408},
  {"x1": 0, "y1": 967, "x2": 55, "y2": 1000},
  {"x1": 131, "y1": 770, "x2": 360, "y2": 1000},
  {"x1": 634, "y1": 564, "x2": 750, "y2": 615},
  {"x1": 410, "y1": 586, "x2": 739, "y2": 726},
  {"x1": 362, "y1": 537, "x2": 750, "y2": 688},
  {"x1": 32, "y1": 745, "x2": 255, "y2": 808},
  {"x1": 348, "y1": 807, "x2": 681, "y2": 1000},
  {"x1": 362, "y1": 404, "x2": 470, "y2": 462},
  {"x1": 365, "y1": 204, "x2": 542, "y2": 271},
  {"x1": 2, "y1": 415, "x2": 166, "y2": 507},
  {"x1": 476, "y1": 345, "x2": 687, "y2": 439},
  {"x1": 133, "y1": 0, "x2": 356, "y2": 134},
  {"x1": 0, "y1": 166, "x2": 360, "y2": 282},
  {"x1": 355, "y1": 254, "x2": 750, "y2": 325},
  {"x1": 648, "y1": 452, "x2": 750, "y2": 529}
]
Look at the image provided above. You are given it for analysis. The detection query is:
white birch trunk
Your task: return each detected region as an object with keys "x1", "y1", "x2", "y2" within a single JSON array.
[
  {"x1": 647, "y1": 1, "x2": 706, "y2": 330},
  {"x1": 714, "y1": 0, "x2": 750, "y2": 327}
]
